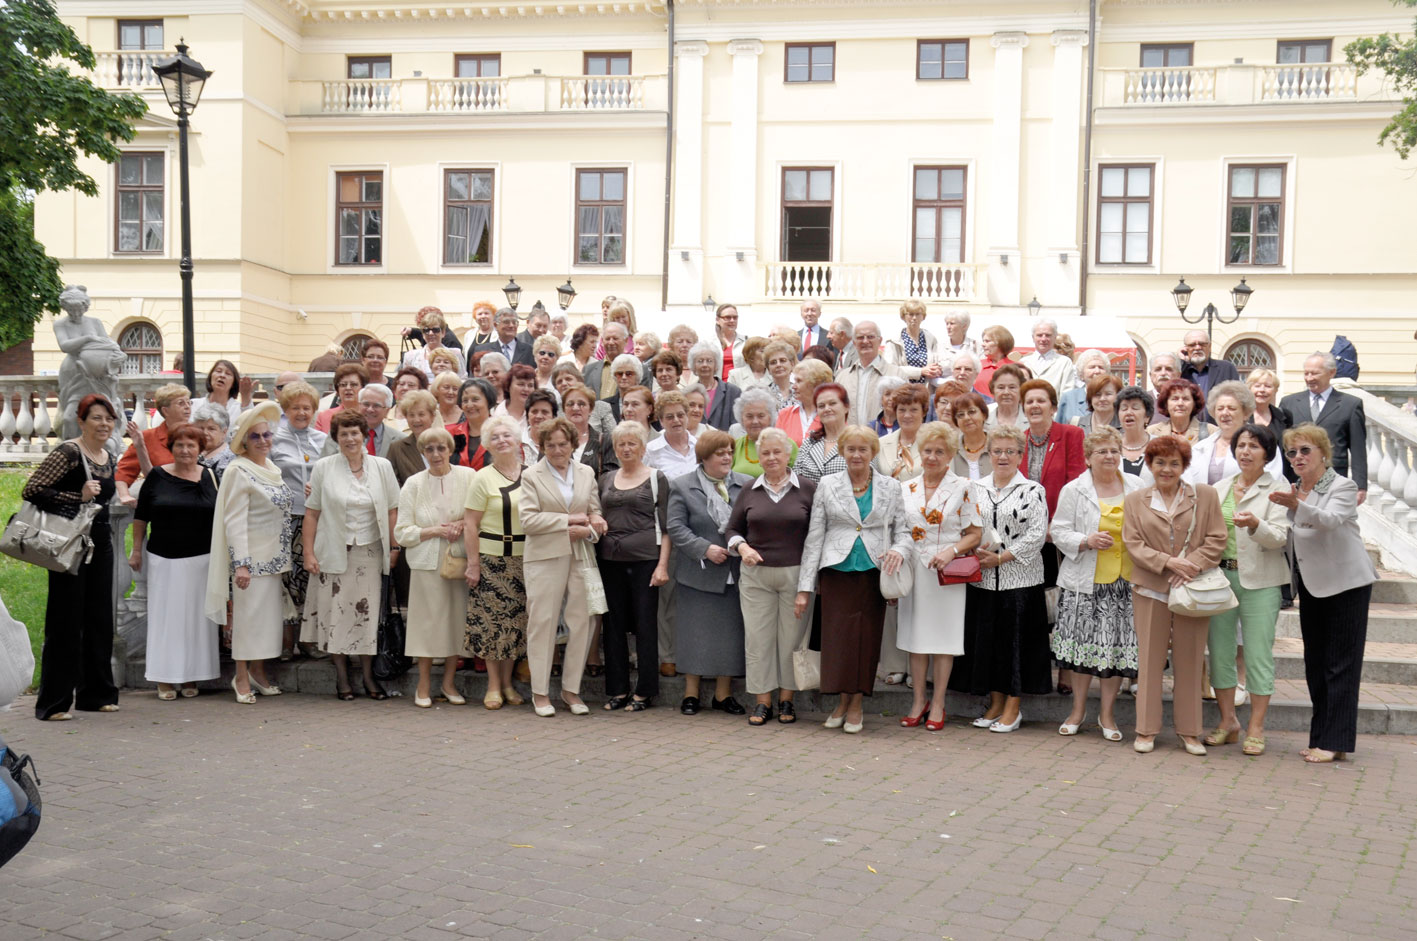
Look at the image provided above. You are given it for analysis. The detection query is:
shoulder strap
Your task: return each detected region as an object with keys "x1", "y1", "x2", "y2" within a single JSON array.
[
  {"x1": 1180, "y1": 483, "x2": 1198, "y2": 554},
  {"x1": 649, "y1": 470, "x2": 662, "y2": 545}
]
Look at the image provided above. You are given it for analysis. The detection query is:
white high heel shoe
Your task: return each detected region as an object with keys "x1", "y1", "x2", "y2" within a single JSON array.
[{"x1": 989, "y1": 714, "x2": 1022, "y2": 733}]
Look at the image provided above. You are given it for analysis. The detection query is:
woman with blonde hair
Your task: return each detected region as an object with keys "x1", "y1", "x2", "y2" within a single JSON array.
[
  {"x1": 761, "y1": 339, "x2": 796, "y2": 411},
  {"x1": 270, "y1": 380, "x2": 327, "y2": 659},
  {"x1": 776, "y1": 358, "x2": 833, "y2": 445},
  {"x1": 206, "y1": 401, "x2": 293, "y2": 704},
  {"x1": 884, "y1": 298, "x2": 942, "y2": 373},
  {"x1": 431, "y1": 371, "x2": 464, "y2": 428},
  {"x1": 396, "y1": 426, "x2": 476, "y2": 707},
  {"x1": 727, "y1": 336, "x2": 771, "y2": 392},
  {"x1": 532, "y1": 334, "x2": 563, "y2": 393}
]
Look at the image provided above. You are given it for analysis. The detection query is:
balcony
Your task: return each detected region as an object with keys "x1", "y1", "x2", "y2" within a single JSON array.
[
  {"x1": 299, "y1": 74, "x2": 665, "y2": 116},
  {"x1": 1099, "y1": 62, "x2": 1374, "y2": 108},
  {"x1": 762, "y1": 262, "x2": 983, "y2": 303},
  {"x1": 92, "y1": 50, "x2": 172, "y2": 90}
]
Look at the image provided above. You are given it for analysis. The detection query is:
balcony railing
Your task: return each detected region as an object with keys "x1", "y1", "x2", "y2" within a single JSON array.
[
  {"x1": 429, "y1": 77, "x2": 509, "y2": 113},
  {"x1": 294, "y1": 74, "x2": 665, "y2": 116},
  {"x1": 560, "y1": 76, "x2": 646, "y2": 110},
  {"x1": 322, "y1": 78, "x2": 402, "y2": 113},
  {"x1": 1100, "y1": 62, "x2": 1373, "y2": 108},
  {"x1": 763, "y1": 262, "x2": 982, "y2": 303},
  {"x1": 92, "y1": 51, "x2": 172, "y2": 89}
]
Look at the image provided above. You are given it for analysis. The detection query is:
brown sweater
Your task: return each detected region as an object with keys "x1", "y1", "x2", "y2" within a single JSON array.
[{"x1": 724, "y1": 476, "x2": 817, "y2": 568}]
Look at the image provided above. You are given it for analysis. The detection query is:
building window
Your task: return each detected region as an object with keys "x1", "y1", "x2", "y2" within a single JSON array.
[
  {"x1": 445, "y1": 169, "x2": 494, "y2": 265},
  {"x1": 785, "y1": 43, "x2": 834, "y2": 83},
  {"x1": 455, "y1": 54, "x2": 501, "y2": 77},
  {"x1": 917, "y1": 40, "x2": 968, "y2": 80},
  {"x1": 1227, "y1": 165, "x2": 1284, "y2": 266},
  {"x1": 118, "y1": 19, "x2": 163, "y2": 50},
  {"x1": 336, "y1": 171, "x2": 383, "y2": 266},
  {"x1": 584, "y1": 52, "x2": 631, "y2": 76},
  {"x1": 347, "y1": 56, "x2": 392, "y2": 79},
  {"x1": 1140, "y1": 43, "x2": 1193, "y2": 67},
  {"x1": 342, "y1": 334, "x2": 374, "y2": 361},
  {"x1": 1225, "y1": 338, "x2": 1276, "y2": 379},
  {"x1": 1096, "y1": 164, "x2": 1153, "y2": 265},
  {"x1": 1110, "y1": 345, "x2": 1147, "y2": 386},
  {"x1": 575, "y1": 169, "x2": 626, "y2": 265},
  {"x1": 115, "y1": 152, "x2": 164, "y2": 253},
  {"x1": 912, "y1": 166, "x2": 965, "y2": 264},
  {"x1": 781, "y1": 167, "x2": 833, "y2": 261},
  {"x1": 1278, "y1": 40, "x2": 1331, "y2": 63},
  {"x1": 118, "y1": 322, "x2": 163, "y2": 375}
]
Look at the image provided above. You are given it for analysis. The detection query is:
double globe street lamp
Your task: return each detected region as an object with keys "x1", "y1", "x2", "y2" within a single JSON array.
[
  {"x1": 502, "y1": 278, "x2": 578, "y2": 315},
  {"x1": 1171, "y1": 276, "x2": 1254, "y2": 345},
  {"x1": 151, "y1": 42, "x2": 212, "y2": 396}
]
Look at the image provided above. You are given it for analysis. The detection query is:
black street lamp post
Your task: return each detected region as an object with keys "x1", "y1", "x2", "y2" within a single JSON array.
[
  {"x1": 152, "y1": 42, "x2": 212, "y2": 395},
  {"x1": 1171, "y1": 277, "x2": 1253, "y2": 345}
]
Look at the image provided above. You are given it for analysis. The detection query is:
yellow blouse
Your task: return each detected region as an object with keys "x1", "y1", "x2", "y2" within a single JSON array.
[{"x1": 1094, "y1": 496, "x2": 1132, "y2": 584}]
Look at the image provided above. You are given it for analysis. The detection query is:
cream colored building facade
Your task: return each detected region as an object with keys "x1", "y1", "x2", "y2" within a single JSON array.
[{"x1": 31, "y1": 0, "x2": 1417, "y2": 388}]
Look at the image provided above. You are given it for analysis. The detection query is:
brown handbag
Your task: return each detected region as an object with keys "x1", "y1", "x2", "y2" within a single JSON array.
[
  {"x1": 937, "y1": 554, "x2": 982, "y2": 586},
  {"x1": 439, "y1": 540, "x2": 467, "y2": 580}
]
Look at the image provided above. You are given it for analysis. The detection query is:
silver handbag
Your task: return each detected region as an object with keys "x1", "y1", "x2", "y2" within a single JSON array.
[
  {"x1": 1166, "y1": 486, "x2": 1238, "y2": 617},
  {"x1": 1, "y1": 449, "x2": 100, "y2": 574}
]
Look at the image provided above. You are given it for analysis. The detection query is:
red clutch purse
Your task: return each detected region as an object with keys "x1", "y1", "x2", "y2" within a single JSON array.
[{"x1": 938, "y1": 554, "x2": 982, "y2": 586}]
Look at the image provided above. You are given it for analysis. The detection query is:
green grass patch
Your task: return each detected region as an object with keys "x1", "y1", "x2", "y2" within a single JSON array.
[{"x1": 0, "y1": 470, "x2": 45, "y2": 687}]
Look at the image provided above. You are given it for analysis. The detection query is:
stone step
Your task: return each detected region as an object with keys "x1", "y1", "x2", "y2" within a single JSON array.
[
  {"x1": 1276, "y1": 603, "x2": 1417, "y2": 643},
  {"x1": 1371, "y1": 575, "x2": 1417, "y2": 605},
  {"x1": 1272, "y1": 637, "x2": 1417, "y2": 686},
  {"x1": 124, "y1": 656, "x2": 1417, "y2": 735}
]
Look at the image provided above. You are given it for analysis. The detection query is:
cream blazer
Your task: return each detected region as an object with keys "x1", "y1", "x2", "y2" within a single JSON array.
[
  {"x1": 1214, "y1": 471, "x2": 1290, "y2": 589},
  {"x1": 305, "y1": 454, "x2": 400, "y2": 575},
  {"x1": 797, "y1": 471, "x2": 913, "y2": 593},
  {"x1": 1286, "y1": 473, "x2": 1377, "y2": 598},
  {"x1": 395, "y1": 465, "x2": 477, "y2": 571},
  {"x1": 519, "y1": 458, "x2": 602, "y2": 563},
  {"x1": 1052, "y1": 470, "x2": 1146, "y2": 596}
]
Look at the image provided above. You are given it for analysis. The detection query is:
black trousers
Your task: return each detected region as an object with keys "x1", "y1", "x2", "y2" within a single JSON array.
[
  {"x1": 1296, "y1": 570, "x2": 1370, "y2": 753},
  {"x1": 599, "y1": 559, "x2": 660, "y2": 700},
  {"x1": 36, "y1": 523, "x2": 119, "y2": 719}
]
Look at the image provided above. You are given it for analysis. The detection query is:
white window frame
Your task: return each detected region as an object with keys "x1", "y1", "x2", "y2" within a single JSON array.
[
  {"x1": 436, "y1": 161, "x2": 501, "y2": 273},
  {"x1": 1090, "y1": 156, "x2": 1165, "y2": 275},
  {"x1": 772, "y1": 159, "x2": 843, "y2": 264},
  {"x1": 108, "y1": 141, "x2": 174, "y2": 259},
  {"x1": 569, "y1": 162, "x2": 633, "y2": 273},
  {"x1": 326, "y1": 162, "x2": 391, "y2": 275},
  {"x1": 904, "y1": 157, "x2": 977, "y2": 266},
  {"x1": 1218, "y1": 155, "x2": 1295, "y2": 274}
]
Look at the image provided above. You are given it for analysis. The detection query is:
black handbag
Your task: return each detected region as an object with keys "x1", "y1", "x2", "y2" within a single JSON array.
[
  {"x1": 371, "y1": 575, "x2": 413, "y2": 682},
  {"x1": 0, "y1": 734, "x2": 41, "y2": 870}
]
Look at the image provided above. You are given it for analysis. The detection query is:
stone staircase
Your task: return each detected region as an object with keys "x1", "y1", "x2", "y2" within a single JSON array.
[{"x1": 124, "y1": 548, "x2": 1417, "y2": 735}]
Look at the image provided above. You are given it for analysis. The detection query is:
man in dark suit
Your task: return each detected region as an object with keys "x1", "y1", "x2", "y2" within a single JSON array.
[
  {"x1": 516, "y1": 305, "x2": 552, "y2": 349},
  {"x1": 1280, "y1": 352, "x2": 1367, "y2": 503},
  {"x1": 797, "y1": 299, "x2": 827, "y2": 358},
  {"x1": 1179, "y1": 330, "x2": 1239, "y2": 421},
  {"x1": 474, "y1": 307, "x2": 535, "y2": 368}
]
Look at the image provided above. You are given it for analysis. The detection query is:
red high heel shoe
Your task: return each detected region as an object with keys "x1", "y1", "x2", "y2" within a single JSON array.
[
  {"x1": 925, "y1": 706, "x2": 947, "y2": 732},
  {"x1": 900, "y1": 703, "x2": 930, "y2": 728}
]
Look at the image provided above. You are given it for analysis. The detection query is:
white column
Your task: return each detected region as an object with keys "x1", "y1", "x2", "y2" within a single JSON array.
[
  {"x1": 1044, "y1": 29, "x2": 1088, "y2": 308},
  {"x1": 987, "y1": 31, "x2": 1028, "y2": 308},
  {"x1": 668, "y1": 40, "x2": 709, "y2": 311},
  {"x1": 723, "y1": 39, "x2": 763, "y2": 309}
]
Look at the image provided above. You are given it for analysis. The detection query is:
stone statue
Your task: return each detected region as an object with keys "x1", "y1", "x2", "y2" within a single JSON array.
[{"x1": 54, "y1": 284, "x2": 126, "y2": 452}]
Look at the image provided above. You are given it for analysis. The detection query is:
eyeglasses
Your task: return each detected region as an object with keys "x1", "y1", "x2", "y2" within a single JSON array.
[
  {"x1": 424, "y1": 326, "x2": 443, "y2": 334},
  {"x1": 989, "y1": 448, "x2": 1020, "y2": 457},
  {"x1": 1284, "y1": 446, "x2": 1317, "y2": 459},
  {"x1": 247, "y1": 431, "x2": 275, "y2": 443},
  {"x1": 535, "y1": 350, "x2": 557, "y2": 357}
]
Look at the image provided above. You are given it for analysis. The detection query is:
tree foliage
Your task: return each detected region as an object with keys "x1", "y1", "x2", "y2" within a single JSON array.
[
  {"x1": 0, "y1": 0, "x2": 147, "y2": 348},
  {"x1": 1346, "y1": 0, "x2": 1417, "y2": 159}
]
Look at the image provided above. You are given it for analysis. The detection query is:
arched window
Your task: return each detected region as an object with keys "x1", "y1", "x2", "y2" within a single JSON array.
[
  {"x1": 1109, "y1": 343, "x2": 1147, "y2": 385},
  {"x1": 118, "y1": 321, "x2": 163, "y2": 374},
  {"x1": 1225, "y1": 338, "x2": 1275, "y2": 380},
  {"x1": 341, "y1": 333, "x2": 374, "y2": 361}
]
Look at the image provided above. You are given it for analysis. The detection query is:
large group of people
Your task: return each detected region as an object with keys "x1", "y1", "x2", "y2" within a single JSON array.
[{"x1": 22, "y1": 299, "x2": 1374, "y2": 762}]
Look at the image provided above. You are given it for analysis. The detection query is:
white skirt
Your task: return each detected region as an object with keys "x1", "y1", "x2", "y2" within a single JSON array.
[
  {"x1": 144, "y1": 552, "x2": 221, "y2": 683},
  {"x1": 232, "y1": 572, "x2": 285, "y2": 661},
  {"x1": 897, "y1": 562, "x2": 968, "y2": 656}
]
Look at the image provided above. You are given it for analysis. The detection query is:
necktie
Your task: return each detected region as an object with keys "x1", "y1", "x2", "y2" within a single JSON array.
[
  {"x1": 366, "y1": 430, "x2": 377, "y2": 455},
  {"x1": 503, "y1": 343, "x2": 514, "y2": 359},
  {"x1": 1311, "y1": 394, "x2": 1322, "y2": 421},
  {"x1": 803, "y1": 329, "x2": 812, "y2": 353}
]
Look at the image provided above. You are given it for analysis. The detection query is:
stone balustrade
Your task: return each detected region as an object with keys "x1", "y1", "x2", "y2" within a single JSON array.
[
  {"x1": 1349, "y1": 386, "x2": 1417, "y2": 576},
  {"x1": 0, "y1": 374, "x2": 334, "y2": 458}
]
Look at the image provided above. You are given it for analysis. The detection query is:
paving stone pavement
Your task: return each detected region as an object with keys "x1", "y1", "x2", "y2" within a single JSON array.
[{"x1": 2, "y1": 689, "x2": 1414, "y2": 941}]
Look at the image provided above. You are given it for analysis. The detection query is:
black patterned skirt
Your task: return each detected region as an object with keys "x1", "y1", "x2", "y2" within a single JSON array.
[
  {"x1": 949, "y1": 584, "x2": 1053, "y2": 697},
  {"x1": 464, "y1": 554, "x2": 528, "y2": 661},
  {"x1": 282, "y1": 514, "x2": 308, "y2": 628},
  {"x1": 1051, "y1": 579, "x2": 1138, "y2": 679}
]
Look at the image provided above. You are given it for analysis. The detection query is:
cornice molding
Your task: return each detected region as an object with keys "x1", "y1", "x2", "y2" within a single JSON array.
[
  {"x1": 299, "y1": 1, "x2": 667, "y2": 22},
  {"x1": 1098, "y1": 15, "x2": 1412, "y2": 42},
  {"x1": 680, "y1": 14, "x2": 1087, "y2": 43}
]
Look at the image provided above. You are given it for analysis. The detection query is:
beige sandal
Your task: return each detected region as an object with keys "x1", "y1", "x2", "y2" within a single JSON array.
[
  {"x1": 1203, "y1": 726, "x2": 1239, "y2": 746},
  {"x1": 1242, "y1": 736, "x2": 1266, "y2": 756}
]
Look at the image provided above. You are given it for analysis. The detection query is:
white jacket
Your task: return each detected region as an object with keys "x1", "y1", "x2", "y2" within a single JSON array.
[
  {"x1": 395, "y1": 465, "x2": 478, "y2": 571},
  {"x1": 1213, "y1": 471, "x2": 1291, "y2": 590},
  {"x1": 1183, "y1": 430, "x2": 1283, "y2": 487},
  {"x1": 305, "y1": 454, "x2": 400, "y2": 575},
  {"x1": 1053, "y1": 470, "x2": 1145, "y2": 595}
]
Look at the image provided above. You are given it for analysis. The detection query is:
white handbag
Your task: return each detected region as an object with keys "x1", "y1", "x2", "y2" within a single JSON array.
[
  {"x1": 878, "y1": 558, "x2": 914, "y2": 600},
  {"x1": 1166, "y1": 487, "x2": 1239, "y2": 617}
]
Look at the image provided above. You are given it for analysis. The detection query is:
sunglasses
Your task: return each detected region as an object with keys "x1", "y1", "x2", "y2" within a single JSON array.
[
  {"x1": 1284, "y1": 446, "x2": 1317, "y2": 459},
  {"x1": 247, "y1": 430, "x2": 275, "y2": 443}
]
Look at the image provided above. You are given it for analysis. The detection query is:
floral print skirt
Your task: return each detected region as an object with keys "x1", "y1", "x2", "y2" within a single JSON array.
[
  {"x1": 300, "y1": 543, "x2": 382, "y2": 656},
  {"x1": 1051, "y1": 578, "x2": 1139, "y2": 679},
  {"x1": 465, "y1": 554, "x2": 528, "y2": 661}
]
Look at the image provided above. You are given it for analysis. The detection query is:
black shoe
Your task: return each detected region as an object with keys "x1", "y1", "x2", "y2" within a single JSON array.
[
  {"x1": 748, "y1": 703, "x2": 773, "y2": 726},
  {"x1": 604, "y1": 695, "x2": 631, "y2": 711},
  {"x1": 1280, "y1": 598, "x2": 1294, "y2": 610},
  {"x1": 777, "y1": 700, "x2": 797, "y2": 724},
  {"x1": 680, "y1": 696, "x2": 701, "y2": 715},
  {"x1": 712, "y1": 696, "x2": 746, "y2": 716}
]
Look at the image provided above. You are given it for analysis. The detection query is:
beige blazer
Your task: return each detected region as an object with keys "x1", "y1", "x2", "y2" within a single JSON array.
[
  {"x1": 305, "y1": 454, "x2": 400, "y2": 575},
  {"x1": 394, "y1": 466, "x2": 477, "y2": 571},
  {"x1": 519, "y1": 458, "x2": 602, "y2": 563},
  {"x1": 1121, "y1": 482, "x2": 1226, "y2": 595},
  {"x1": 1214, "y1": 471, "x2": 1290, "y2": 589}
]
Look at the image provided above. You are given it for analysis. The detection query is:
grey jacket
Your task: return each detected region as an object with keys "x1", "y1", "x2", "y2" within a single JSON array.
[
  {"x1": 797, "y1": 470, "x2": 913, "y2": 593},
  {"x1": 1286, "y1": 472, "x2": 1376, "y2": 598},
  {"x1": 666, "y1": 470, "x2": 750, "y2": 593}
]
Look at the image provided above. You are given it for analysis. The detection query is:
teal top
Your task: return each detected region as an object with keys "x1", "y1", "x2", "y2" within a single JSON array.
[
  {"x1": 1220, "y1": 485, "x2": 1238, "y2": 561},
  {"x1": 830, "y1": 484, "x2": 877, "y2": 572}
]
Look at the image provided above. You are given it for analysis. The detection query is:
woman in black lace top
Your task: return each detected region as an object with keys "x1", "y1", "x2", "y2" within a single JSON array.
[{"x1": 21, "y1": 393, "x2": 121, "y2": 721}]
